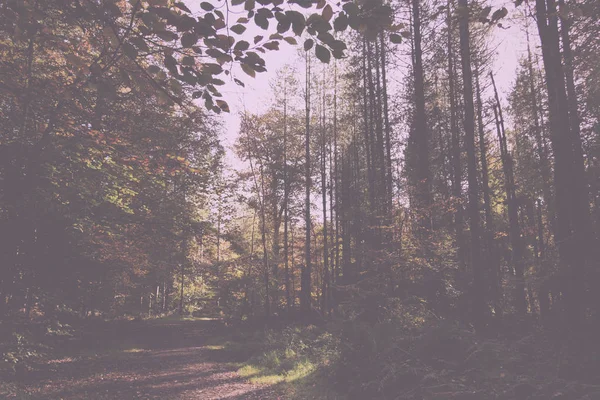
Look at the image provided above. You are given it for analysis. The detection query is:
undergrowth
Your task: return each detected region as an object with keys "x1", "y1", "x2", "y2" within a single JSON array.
[
  {"x1": 0, "y1": 317, "x2": 74, "y2": 377},
  {"x1": 231, "y1": 324, "x2": 344, "y2": 399}
]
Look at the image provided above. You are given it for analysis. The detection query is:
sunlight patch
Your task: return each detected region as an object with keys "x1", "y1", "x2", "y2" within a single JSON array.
[{"x1": 123, "y1": 348, "x2": 145, "y2": 353}]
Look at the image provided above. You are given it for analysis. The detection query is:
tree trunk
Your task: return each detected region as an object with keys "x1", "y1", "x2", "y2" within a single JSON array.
[
  {"x1": 302, "y1": 52, "x2": 312, "y2": 314},
  {"x1": 320, "y1": 73, "x2": 329, "y2": 315},
  {"x1": 475, "y1": 63, "x2": 501, "y2": 315},
  {"x1": 526, "y1": 27, "x2": 554, "y2": 236},
  {"x1": 491, "y1": 72, "x2": 527, "y2": 315},
  {"x1": 411, "y1": 0, "x2": 431, "y2": 231},
  {"x1": 380, "y1": 33, "x2": 394, "y2": 210},
  {"x1": 283, "y1": 78, "x2": 291, "y2": 311},
  {"x1": 458, "y1": 0, "x2": 486, "y2": 330},
  {"x1": 535, "y1": 0, "x2": 586, "y2": 326},
  {"x1": 179, "y1": 241, "x2": 185, "y2": 315},
  {"x1": 447, "y1": 1, "x2": 466, "y2": 271}
]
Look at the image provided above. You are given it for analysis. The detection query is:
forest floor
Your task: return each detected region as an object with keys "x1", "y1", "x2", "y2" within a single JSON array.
[{"x1": 0, "y1": 318, "x2": 285, "y2": 400}]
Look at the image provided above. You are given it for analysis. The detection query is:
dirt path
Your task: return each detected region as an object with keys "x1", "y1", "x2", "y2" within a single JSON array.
[{"x1": 13, "y1": 319, "x2": 280, "y2": 400}]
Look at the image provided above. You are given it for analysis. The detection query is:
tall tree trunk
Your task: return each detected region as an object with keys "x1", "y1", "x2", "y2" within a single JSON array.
[
  {"x1": 259, "y1": 164, "x2": 271, "y2": 317},
  {"x1": 320, "y1": 74, "x2": 330, "y2": 315},
  {"x1": 475, "y1": 63, "x2": 500, "y2": 315},
  {"x1": 332, "y1": 61, "x2": 340, "y2": 287},
  {"x1": 526, "y1": 26, "x2": 554, "y2": 235},
  {"x1": 380, "y1": 33, "x2": 394, "y2": 211},
  {"x1": 216, "y1": 193, "x2": 221, "y2": 262},
  {"x1": 535, "y1": 0, "x2": 585, "y2": 326},
  {"x1": 374, "y1": 39, "x2": 387, "y2": 229},
  {"x1": 558, "y1": 0, "x2": 596, "y2": 291},
  {"x1": 271, "y1": 198, "x2": 281, "y2": 312},
  {"x1": 458, "y1": 0, "x2": 486, "y2": 330},
  {"x1": 283, "y1": 78, "x2": 291, "y2": 310},
  {"x1": 447, "y1": 1, "x2": 466, "y2": 271},
  {"x1": 411, "y1": 0, "x2": 431, "y2": 231},
  {"x1": 491, "y1": 72, "x2": 527, "y2": 315},
  {"x1": 245, "y1": 125, "x2": 271, "y2": 317},
  {"x1": 179, "y1": 239, "x2": 186, "y2": 315},
  {"x1": 290, "y1": 219, "x2": 296, "y2": 308},
  {"x1": 302, "y1": 52, "x2": 312, "y2": 314},
  {"x1": 366, "y1": 40, "x2": 379, "y2": 219}
]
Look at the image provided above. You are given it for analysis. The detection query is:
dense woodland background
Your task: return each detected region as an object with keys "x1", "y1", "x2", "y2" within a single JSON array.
[{"x1": 1, "y1": 0, "x2": 600, "y2": 398}]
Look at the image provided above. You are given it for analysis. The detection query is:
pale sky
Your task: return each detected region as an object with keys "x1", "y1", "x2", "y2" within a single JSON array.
[{"x1": 184, "y1": 0, "x2": 533, "y2": 170}]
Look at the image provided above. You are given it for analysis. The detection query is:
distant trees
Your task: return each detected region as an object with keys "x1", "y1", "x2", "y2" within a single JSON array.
[
  {"x1": 0, "y1": 0, "x2": 223, "y2": 318},
  {"x1": 2, "y1": 0, "x2": 600, "y2": 336}
]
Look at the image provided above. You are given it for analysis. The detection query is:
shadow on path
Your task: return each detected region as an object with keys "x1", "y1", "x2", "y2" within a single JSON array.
[{"x1": 15, "y1": 319, "x2": 280, "y2": 400}]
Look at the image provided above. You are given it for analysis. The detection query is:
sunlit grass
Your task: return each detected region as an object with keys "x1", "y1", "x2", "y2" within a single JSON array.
[
  {"x1": 147, "y1": 315, "x2": 221, "y2": 324},
  {"x1": 203, "y1": 344, "x2": 225, "y2": 350},
  {"x1": 122, "y1": 348, "x2": 144, "y2": 353},
  {"x1": 237, "y1": 354, "x2": 316, "y2": 385}
]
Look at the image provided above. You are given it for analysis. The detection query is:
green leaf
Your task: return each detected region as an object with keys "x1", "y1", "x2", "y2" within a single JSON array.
[
  {"x1": 304, "y1": 38, "x2": 314, "y2": 51},
  {"x1": 216, "y1": 99, "x2": 230, "y2": 112},
  {"x1": 491, "y1": 7, "x2": 508, "y2": 23},
  {"x1": 277, "y1": 18, "x2": 291, "y2": 34},
  {"x1": 147, "y1": 65, "x2": 161, "y2": 74},
  {"x1": 174, "y1": 1, "x2": 191, "y2": 12},
  {"x1": 479, "y1": 6, "x2": 492, "y2": 19},
  {"x1": 284, "y1": 37, "x2": 298, "y2": 45},
  {"x1": 321, "y1": 4, "x2": 333, "y2": 22},
  {"x1": 254, "y1": 14, "x2": 269, "y2": 30},
  {"x1": 263, "y1": 41, "x2": 279, "y2": 51},
  {"x1": 200, "y1": 2, "x2": 214, "y2": 11},
  {"x1": 234, "y1": 40, "x2": 250, "y2": 51},
  {"x1": 164, "y1": 54, "x2": 178, "y2": 74},
  {"x1": 123, "y1": 42, "x2": 138, "y2": 59},
  {"x1": 231, "y1": 24, "x2": 247, "y2": 34},
  {"x1": 390, "y1": 33, "x2": 402, "y2": 44},
  {"x1": 287, "y1": 11, "x2": 305, "y2": 36},
  {"x1": 130, "y1": 36, "x2": 150, "y2": 53},
  {"x1": 155, "y1": 30, "x2": 178, "y2": 42},
  {"x1": 241, "y1": 63, "x2": 256, "y2": 77},
  {"x1": 333, "y1": 13, "x2": 348, "y2": 31},
  {"x1": 181, "y1": 32, "x2": 197, "y2": 48},
  {"x1": 315, "y1": 44, "x2": 330, "y2": 63},
  {"x1": 342, "y1": 2, "x2": 359, "y2": 16}
]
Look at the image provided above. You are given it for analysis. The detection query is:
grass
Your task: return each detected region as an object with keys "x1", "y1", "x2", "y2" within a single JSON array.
[
  {"x1": 237, "y1": 356, "x2": 317, "y2": 385},
  {"x1": 225, "y1": 324, "x2": 344, "y2": 399},
  {"x1": 146, "y1": 314, "x2": 222, "y2": 323},
  {"x1": 122, "y1": 348, "x2": 145, "y2": 353}
]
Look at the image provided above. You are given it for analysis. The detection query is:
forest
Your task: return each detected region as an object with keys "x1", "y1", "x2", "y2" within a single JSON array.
[{"x1": 1, "y1": 0, "x2": 600, "y2": 398}]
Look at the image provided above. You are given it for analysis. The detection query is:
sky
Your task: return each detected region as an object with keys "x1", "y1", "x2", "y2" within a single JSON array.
[{"x1": 184, "y1": 0, "x2": 534, "y2": 170}]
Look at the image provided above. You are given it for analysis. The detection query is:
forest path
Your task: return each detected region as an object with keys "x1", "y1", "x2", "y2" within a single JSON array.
[{"x1": 18, "y1": 318, "x2": 280, "y2": 400}]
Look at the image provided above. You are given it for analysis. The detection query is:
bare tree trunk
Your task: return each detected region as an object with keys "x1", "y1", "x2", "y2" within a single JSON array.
[
  {"x1": 380, "y1": 33, "x2": 393, "y2": 211},
  {"x1": 535, "y1": 0, "x2": 586, "y2": 326},
  {"x1": 283, "y1": 77, "x2": 291, "y2": 311},
  {"x1": 320, "y1": 74, "x2": 329, "y2": 315},
  {"x1": 411, "y1": 0, "x2": 431, "y2": 232},
  {"x1": 447, "y1": 1, "x2": 466, "y2": 271},
  {"x1": 476, "y1": 63, "x2": 501, "y2": 315},
  {"x1": 458, "y1": 0, "x2": 486, "y2": 330},
  {"x1": 332, "y1": 60, "x2": 340, "y2": 287},
  {"x1": 526, "y1": 26, "x2": 554, "y2": 236},
  {"x1": 302, "y1": 52, "x2": 312, "y2": 314},
  {"x1": 259, "y1": 164, "x2": 270, "y2": 317},
  {"x1": 179, "y1": 240, "x2": 185, "y2": 315},
  {"x1": 491, "y1": 72, "x2": 527, "y2": 315},
  {"x1": 362, "y1": 40, "x2": 375, "y2": 217}
]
